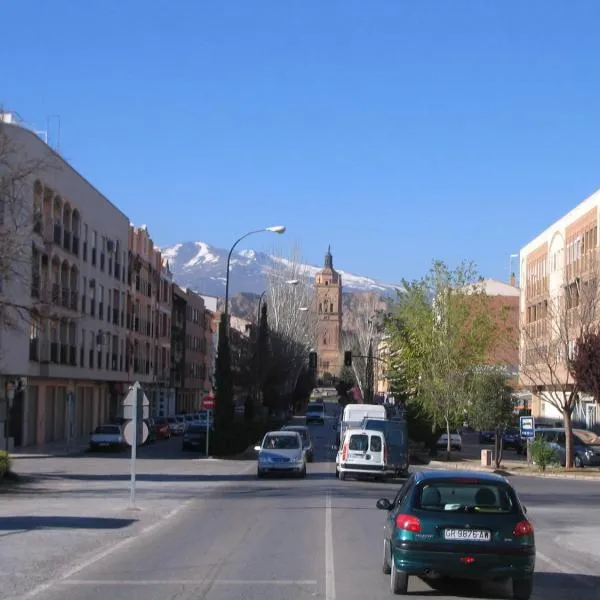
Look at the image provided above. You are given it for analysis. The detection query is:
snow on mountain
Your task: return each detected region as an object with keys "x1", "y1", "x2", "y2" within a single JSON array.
[{"x1": 159, "y1": 241, "x2": 397, "y2": 297}]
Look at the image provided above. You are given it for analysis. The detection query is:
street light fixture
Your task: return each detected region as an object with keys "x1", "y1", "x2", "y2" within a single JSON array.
[{"x1": 224, "y1": 225, "x2": 287, "y2": 327}]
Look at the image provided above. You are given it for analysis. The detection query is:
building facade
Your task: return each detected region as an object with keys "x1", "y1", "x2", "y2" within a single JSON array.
[
  {"x1": 315, "y1": 247, "x2": 342, "y2": 377},
  {"x1": 126, "y1": 225, "x2": 175, "y2": 418},
  {"x1": 519, "y1": 189, "x2": 600, "y2": 429},
  {"x1": 1, "y1": 116, "x2": 131, "y2": 449}
]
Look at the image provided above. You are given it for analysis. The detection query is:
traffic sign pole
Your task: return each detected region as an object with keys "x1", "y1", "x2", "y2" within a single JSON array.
[
  {"x1": 129, "y1": 384, "x2": 139, "y2": 508},
  {"x1": 205, "y1": 408, "x2": 211, "y2": 457}
]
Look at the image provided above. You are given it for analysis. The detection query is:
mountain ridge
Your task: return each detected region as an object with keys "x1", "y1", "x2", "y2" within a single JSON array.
[{"x1": 160, "y1": 240, "x2": 398, "y2": 297}]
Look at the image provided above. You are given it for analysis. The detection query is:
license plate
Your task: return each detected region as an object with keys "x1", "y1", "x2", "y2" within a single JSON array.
[
  {"x1": 444, "y1": 528, "x2": 490, "y2": 541},
  {"x1": 99, "y1": 442, "x2": 109, "y2": 446}
]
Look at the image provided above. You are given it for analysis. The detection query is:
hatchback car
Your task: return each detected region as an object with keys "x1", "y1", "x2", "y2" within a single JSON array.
[
  {"x1": 255, "y1": 431, "x2": 307, "y2": 478},
  {"x1": 281, "y1": 425, "x2": 314, "y2": 462},
  {"x1": 377, "y1": 470, "x2": 535, "y2": 599},
  {"x1": 306, "y1": 402, "x2": 326, "y2": 424}
]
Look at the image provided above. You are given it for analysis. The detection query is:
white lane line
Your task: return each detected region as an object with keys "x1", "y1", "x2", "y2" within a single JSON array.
[
  {"x1": 325, "y1": 492, "x2": 336, "y2": 600},
  {"x1": 536, "y1": 552, "x2": 595, "y2": 588},
  {"x1": 61, "y1": 579, "x2": 318, "y2": 585},
  {"x1": 21, "y1": 499, "x2": 194, "y2": 599}
]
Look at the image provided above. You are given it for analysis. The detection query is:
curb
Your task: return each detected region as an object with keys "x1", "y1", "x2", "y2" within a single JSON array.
[{"x1": 425, "y1": 460, "x2": 600, "y2": 482}]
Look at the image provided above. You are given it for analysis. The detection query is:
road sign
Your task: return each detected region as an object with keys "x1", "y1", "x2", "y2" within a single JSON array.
[
  {"x1": 520, "y1": 415, "x2": 535, "y2": 439},
  {"x1": 123, "y1": 420, "x2": 149, "y2": 446},
  {"x1": 123, "y1": 381, "x2": 150, "y2": 421},
  {"x1": 201, "y1": 396, "x2": 215, "y2": 410}
]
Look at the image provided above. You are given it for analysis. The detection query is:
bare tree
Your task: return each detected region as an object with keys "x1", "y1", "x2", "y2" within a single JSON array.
[
  {"x1": 341, "y1": 292, "x2": 386, "y2": 396},
  {"x1": 266, "y1": 246, "x2": 318, "y2": 391},
  {"x1": 520, "y1": 248, "x2": 600, "y2": 468},
  {"x1": 0, "y1": 119, "x2": 47, "y2": 355}
]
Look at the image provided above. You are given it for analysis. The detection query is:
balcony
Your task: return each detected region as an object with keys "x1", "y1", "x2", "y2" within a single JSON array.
[
  {"x1": 70, "y1": 291, "x2": 78, "y2": 311},
  {"x1": 69, "y1": 345, "x2": 77, "y2": 366},
  {"x1": 100, "y1": 253, "x2": 105, "y2": 271},
  {"x1": 53, "y1": 224, "x2": 62, "y2": 245},
  {"x1": 72, "y1": 235, "x2": 80, "y2": 256},
  {"x1": 99, "y1": 302, "x2": 104, "y2": 320},
  {"x1": 83, "y1": 242, "x2": 87, "y2": 261},
  {"x1": 89, "y1": 349, "x2": 94, "y2": 368},
  {"x1": 81, "y1": 296, "x2": 86, "y2": 313},
  {"x1": 90, "y1": 299, "x2": 95, "y2": 317},
  {"x1": 91, "y1": 248, "x2": 97, "y2": 267},
  {"x1": 97, "y1": 351, "x2": 102, "y2": 368},
  {"x1": 112, "y1": 353, "x2": 118, "y2": 370},
  {"x1": 134, "y1": 359, "x2": 140, "y2": 373},
  {"x1": 112, "y1": 308, "x2": 119, "y2": 325},
  {"x1": 114, "y1": 263, "x2": 121, "y2": 279},
  {"x1": 63, "y1": 230, "x2": 71, "y2": 252},
  {"x1": 146, "y1": 323, "x2": 151, "y2": 337},
  {"x1": 60, "y1": 344, "x2": 68, "y2": 364},
  {"x1": 61, "y1": 287, "x2": 69, "y2": 308},
  {"x1": 51, "y1": 283, "x2": 60, "y2": 304},
  {"x1": 50, "y1": 342, "x2": 58, "y2": 362},
  {"x1": 80, "y1": 346, "x2": 84, "y2": 367}
]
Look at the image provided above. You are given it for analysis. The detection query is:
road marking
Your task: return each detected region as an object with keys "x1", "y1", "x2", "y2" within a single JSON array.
[
  {"x1": 61, "y1": 579, "x2": 318, "y2": 585},
  {"x1": 20, "y1": 498, "x2": 194, "y2": 599},
  {"x1": 325, "y1": 492, "x2": 336, "y2": 600},
  {"x1": 536, "y1": 551, "x2": 595, "y2": 588}
]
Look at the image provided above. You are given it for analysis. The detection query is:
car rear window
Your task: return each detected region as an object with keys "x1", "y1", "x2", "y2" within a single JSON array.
[
  {"x1": 349, "y1": 434, "x2": 369, "y2": 451},
  {"x1": 416, "y1": 481, "x2": 517, "y2": 514},
  {"x1": 95, "y1": 426, "x2": 120, "y2": 434},
  {"x1": 286, "y1": 429, "x2": 309, "y2": 445},
  {"x1": 370, "y1": 436, "x2": 382, "y2": 452}
]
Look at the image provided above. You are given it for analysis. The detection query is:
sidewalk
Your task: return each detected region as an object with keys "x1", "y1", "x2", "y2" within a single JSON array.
[{"x1": 9, "y1": 437, "x2": 90, "y2": 459}]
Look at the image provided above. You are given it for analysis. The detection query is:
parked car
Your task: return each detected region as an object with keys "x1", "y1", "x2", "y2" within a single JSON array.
[
  {"x1": 479, "y1": 430, "x2": 495, "y2": 444},
  {"x1": 255, "y1": 431, "x2": 307, "y2": 478},
  {"x1": 336, "y1": 428, "x2": 391, "y2": 481},
  {"x1": 437, "y1": 430, "x2": 463, "y2": 451},
  {"x1": 281, "y1": 425, "x2": 314, "y2": 462},
  {"x1": 305, "y1": 402, "x2": 325, "y2": 424},
  {"x1": 377, "y1": 470, "x2": 535, "y2": 598},
  {"x1": 536, "y1": 427, "x2": 600, "y2": 468},
  {"x1": 503, "y1": 428, "x2": 525, "y2": 453},
  {"x1": 89, "y1": 424, "x2": 125, "y2": 451},
  {"x1": 167, "y1": 416, "x2": 185, "y2": 435},
  {"x1": 154, "y1": 418, "x2": 172, "y2": 440},
  {"x1": 182, "y1": 423, "x2": 208, "y2": 452}
]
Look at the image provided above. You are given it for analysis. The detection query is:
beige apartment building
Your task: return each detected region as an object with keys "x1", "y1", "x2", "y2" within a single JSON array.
[
  {"x1": 127, "y1": 225, "x2": 175, "y2": 417},
  {"x1": 520, "y1": 189, "x2": 600, "y2": 429},
  {"x1": 0, "y1": 115, "x2": 131, "y2": 448}
]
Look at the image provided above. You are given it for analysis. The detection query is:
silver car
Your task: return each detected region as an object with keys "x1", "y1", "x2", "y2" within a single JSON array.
[
  {"x1": 281, "y1": 425, "x2": 314, "y2": 462},
  {"x1": 255, "y1": 431, "x2": 307, "y2": 478}
]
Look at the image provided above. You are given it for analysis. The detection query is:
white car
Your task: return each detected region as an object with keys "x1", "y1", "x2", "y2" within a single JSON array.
[
  {"x1": 437, "y1": 430, "x2": 463, "y2": 451},
  {"x1": 89, "y1": 424, "x2": 124, "y2": 451},
  {"x1": 255, "y1": 431, "x2": 307, "y2": 478},
  {"x1": 167, "y1": 416, "x2": 185, "y2": 435},
  {"x1": 336, "y1": 428, "x2": 391, "y2": 481}
]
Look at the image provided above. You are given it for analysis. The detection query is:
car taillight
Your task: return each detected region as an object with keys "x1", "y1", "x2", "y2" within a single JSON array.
[
  {"x1": 341, "y1": 442, "x2": 348, "y2": 461},
  {"x1": 395, "y1": 514, "x2": 421, "y2": 533},
  {"x1": 513, "y1": 520, "x2": 534, "y2": 537}
]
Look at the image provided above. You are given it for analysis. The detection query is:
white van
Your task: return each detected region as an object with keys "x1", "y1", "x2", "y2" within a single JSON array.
[
  {"x1": 336, "y1": 428, "x2": 391, "y2": 481},
  {"x1": 337, "y1": 403, "x2": 387, "y2": 445}
]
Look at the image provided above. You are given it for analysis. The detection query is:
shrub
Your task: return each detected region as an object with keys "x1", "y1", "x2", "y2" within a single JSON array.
[
  {"x1": 530, "y1": 437, "x2": 556, "y2": 471},
  {"x1": 0, "y1": 450, "x2": 11, "y2": 479}
]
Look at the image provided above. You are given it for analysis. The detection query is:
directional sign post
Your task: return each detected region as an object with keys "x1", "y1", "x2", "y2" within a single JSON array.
[
  {"x1": 520, "y1": 415, "x2": 535, "y2": 464},
  {"x1": 201, "y1": 396, "x2": 215, "y2": 457},
  {"x1": 123, "y1": 382, "x2": 150, "y2": 508}
]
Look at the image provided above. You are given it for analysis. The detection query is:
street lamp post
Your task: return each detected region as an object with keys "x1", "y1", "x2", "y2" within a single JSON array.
[{"x1": 223, "y1": 226, "x2": 286, "y2": 328}]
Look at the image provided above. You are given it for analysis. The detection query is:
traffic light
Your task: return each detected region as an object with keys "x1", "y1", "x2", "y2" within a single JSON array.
[
  {"x1": 344, "y1": 350, "x2": 352, "y2": 367},
  {"x1": 309, "y1": 351, "x2": 317, "y2": 369}
]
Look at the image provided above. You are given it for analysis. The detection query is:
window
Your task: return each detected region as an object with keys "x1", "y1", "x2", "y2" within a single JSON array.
[
  {"x1": 348, "y1": 434, "x2": 369, "y2": 451},
  {"x1": 415, "y1": 481, "x2": 517, "y2": 513},
  {"x1": 370, "y1": 435, "x2": 382, "y2": 452}
]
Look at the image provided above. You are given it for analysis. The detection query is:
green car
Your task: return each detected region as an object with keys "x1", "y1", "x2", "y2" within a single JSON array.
[{"x1": 377, "y1": 470, "x2": 535, "y2": 599}]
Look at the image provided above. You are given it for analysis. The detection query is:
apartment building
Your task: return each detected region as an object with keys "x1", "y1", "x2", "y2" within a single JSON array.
[
  {"x1": 0, "y1": 115, "x2": 131, "y2": 448},
  {"x1": 519, "y1": 189, "x2": 600, "y2": 429},
  {"x1": 170, "y1": 286, "x2": 212, "y2": 413},
  {"x1": 126, "y1": 225, "x2": 175, "y2": 417}
]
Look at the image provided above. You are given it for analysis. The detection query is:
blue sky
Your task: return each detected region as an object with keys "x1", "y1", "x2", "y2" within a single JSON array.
[{"x1": 4, "y1": 0, "x2": 600, "y2": 284}]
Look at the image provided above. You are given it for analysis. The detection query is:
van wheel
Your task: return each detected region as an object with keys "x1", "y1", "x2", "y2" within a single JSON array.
[
  {"x1": 390, "y1": 560, "x2": 408, "y2": 594},
  {"x1": 382, "y1": 539, "x2": 391, "y2": 574}
]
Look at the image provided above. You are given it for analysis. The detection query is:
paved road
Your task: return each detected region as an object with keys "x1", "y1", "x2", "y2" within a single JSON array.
[{"x1": 3, "y1": 405, "x2": 600, "y2": 600}]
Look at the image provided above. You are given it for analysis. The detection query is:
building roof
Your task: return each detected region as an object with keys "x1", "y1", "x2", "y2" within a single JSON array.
[{"x1": 478, "y1": 278, "x2": 520, "y2": 297}]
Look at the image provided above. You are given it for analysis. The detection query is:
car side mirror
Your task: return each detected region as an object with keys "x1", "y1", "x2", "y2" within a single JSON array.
[
  {"x1": 376, "y1": 498, "x2": 393, "y2": 511},
  {"x1": 254, "y1": 445, "x2": 261, "y2": 452}
]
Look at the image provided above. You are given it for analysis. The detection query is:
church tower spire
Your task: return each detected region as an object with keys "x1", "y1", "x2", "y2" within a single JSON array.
[{"x1": 324, "y1": 245, "x2": 333, "y2": 269}]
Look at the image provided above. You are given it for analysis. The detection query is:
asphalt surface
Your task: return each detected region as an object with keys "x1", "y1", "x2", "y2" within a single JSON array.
[{"x1": 3, "y1": 404, "x2": 600, "y2": 600}]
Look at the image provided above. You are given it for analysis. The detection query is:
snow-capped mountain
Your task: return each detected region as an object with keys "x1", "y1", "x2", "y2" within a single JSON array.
[{"x1": 159, "y1": 241, "x2": 397, "y2": 297}]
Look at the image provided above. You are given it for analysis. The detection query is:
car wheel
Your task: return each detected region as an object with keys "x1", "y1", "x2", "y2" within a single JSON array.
[
  {"x1": 390, "y1": 560, "x2": 408, "y2": 594},
  {"x1": 382, "y1": 539, "x2": 391, "y2": 574},
  {"x1": 257, "y1": 469, "x2": 265, "y2": 478},
  {"x1": 512, "y1": 577, "x2": 533, "y2": 600},
  {"x1": 574, "y1": 455, "x2": 584, "y2": 468},
  {"x1": 339, "y1": 471, "x2": 347, "y2": 481},
  {"x1": 301, "y1": 465, "x2": 307, "y2": 478}
]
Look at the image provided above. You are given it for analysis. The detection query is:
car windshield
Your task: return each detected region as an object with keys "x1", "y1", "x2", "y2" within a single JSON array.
[
  {"x1": 264, "y1": 435, "x2": 300, "y2": 449},
  {"x1": 94, "y1": 426, "x2": 119, "y2": 434},
  {"x1": 416, "y1": 481, "x2": 517, "y2": 514},
  {"x1": 307, "y1": 405, "x2": 323, "y2": 412},
  {"x1": 286, "y1": 428, "x2": 310, "y2": 446}
]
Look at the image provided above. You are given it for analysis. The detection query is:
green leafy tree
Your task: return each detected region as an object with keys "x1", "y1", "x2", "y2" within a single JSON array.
[
  {"x1": 385, "y1": 260, "x2": 495, "y2": 458},
  {"x1": 336, "y1": 366, "x2": 356, "y2": 403},
  {"x1": 214, "y1": 316, "x2": 234, "y2": 446},
  {"x1": 469, "y1": 369, "x2": 516, "y2": 468}
]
